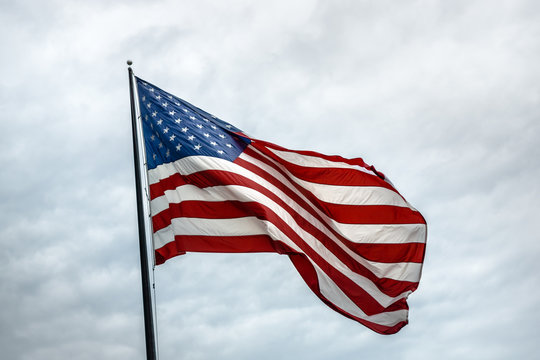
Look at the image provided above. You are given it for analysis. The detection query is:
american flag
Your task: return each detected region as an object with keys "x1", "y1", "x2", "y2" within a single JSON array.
[{"x1": 135, "y1": 76, "x2": 427, "y2": 335}]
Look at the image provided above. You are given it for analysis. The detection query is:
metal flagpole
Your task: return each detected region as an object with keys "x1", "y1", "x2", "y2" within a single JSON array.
[{"x1": 127, "y1": 60, "x2": 158, "y2": 360}]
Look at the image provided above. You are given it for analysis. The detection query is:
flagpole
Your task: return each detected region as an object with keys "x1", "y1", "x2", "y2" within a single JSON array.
[{"x1": 128, "y1": 61, "x2": 158, "y2": 360}]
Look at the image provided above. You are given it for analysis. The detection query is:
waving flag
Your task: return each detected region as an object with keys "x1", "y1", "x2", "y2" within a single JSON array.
[{"x1": 135, "y1": 77, "x2": 427, "y2": 334}]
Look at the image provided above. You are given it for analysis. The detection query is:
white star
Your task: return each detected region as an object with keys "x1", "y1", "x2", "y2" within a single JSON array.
[
  {"x1": 176, "y1": 144, "x2": 182, "y2": 151},
  {"x1": 175, "y1": 118, "x2": 182, "y2": 124},
  {"x1": 194, "y1": 144, "x2": 201, "y2": 150},
  {"x1": 217, "y1": 150, "x2": 224, "y2": 155},
  {"x1": 168, "y1": 95, "x2": 173, "y2": 99},
  {"x1": 152, "y1": 111, "x2": 157, "y2": 117},
  {"x1": 219, "y1": 134, "x2": 226, "y2": 139},
  {"x1": 188, "y1": 135, "x2": 195, "y2": 141},
  {"x1": 163, "y1": 127, "x2": 169, "y2": 134},
  {"x1": 147, "y1": 103, "x2": 151, "y2": 109},
  {"x1": 166, "y1": 149, "x2": 170, "y2": 157},
  {"x1": 142, "y1": 96, "x2": 146, "y2": 101},
  {"x1": 203, "y1": 133, "x2": 210, "y2": 138},
  {"x1": 150, "y1": 135, "x2": 155, "y2": 141},
  {"x1": 156, "y1": 95, "x2": 161, "y2": 99},
  {"x1": 175, "y1": 102, "x2": 180, "y2": 106},
  {"x1": 169, "y1": 134, "x2": 176, "y2": 141},
  {"x1": 189, "y1": 116, "x2": 196, "y2": 120},
  {"x1": 169, "y1": 110, "x2": 175, "y2": 116},
  {"x1": 226, "y1": 143, "x2": 232, "y2": 148},
  {"x1": 210, "y1": 141, "x2": 217, "y2": 146},
  {"x1": 211, "y1": 125, "x2": 217, "y2": 130},
  {"x1": 162, "y1": 102, "x2": 168, "y2": 107},
  {"x1": 225, "y1": 125, "x2": 232, "y2": 128},
  {"x1": 145, "y1": 115, "x2": 148, "y2": 121},
  {"x1": 203, "y1": 118, "x2": 209, "y2": 122},
  {"x1": 157, "y1": 119, "x2": 163, "y2": 125},
  {"x1": 182, "y1": 108, "x2": 188, "y2": 113},
  {"x1": 181, "y1": 127, "x2": 188, "y2": 133},
  {"x1": 158, "y1": 142, "x2": 163, "y2": 148},
  {"x1": 149, "y1": 88, "x2": 154, "y2": 92},
  {"x1": 196, "y1": 124, "x2": 203, "y2": 129},
  {"x1": 153, "y1": 153, "x2": 157, "y2": 160}
]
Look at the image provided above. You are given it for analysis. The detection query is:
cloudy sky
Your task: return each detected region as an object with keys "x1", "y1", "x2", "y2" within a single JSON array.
[{"x1": 1, "y1": 0, "x2": 539, "y2": 359}]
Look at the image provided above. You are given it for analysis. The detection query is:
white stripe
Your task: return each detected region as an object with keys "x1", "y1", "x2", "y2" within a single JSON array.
[
  {"x1": 148, "y1": 155, "x2": 217, "y2": 185},
  {"x1": 149, "y1": 156, "x2": 424, "y2": 281},
  {"x1": 336, "y1": 223, "x2": 426, "y2": 244},
  {"x1": 288, "y1": 175, "x2": 408, "y2": 207},
  {"x1": 152, "y1": 183, "x2": 413, "y2": 307},
  {"x1": 154, "y1": 216, "x2": 302, "y2": 253},
  {"x1": 168, "y1": 217, "x2": 267, "y2": 236},
  {"x1": 266, "y1": 147, "x2": 376, "y2": 175}
]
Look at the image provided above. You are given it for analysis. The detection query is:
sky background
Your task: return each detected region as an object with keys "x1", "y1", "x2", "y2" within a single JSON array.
[{"x1": 1, "y1": 0, "x2": 539, "y2": 359}]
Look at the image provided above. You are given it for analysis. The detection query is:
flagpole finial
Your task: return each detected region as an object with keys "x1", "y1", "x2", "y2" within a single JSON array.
[{"x1": 127, "y1": 59, "x2": 133, "y2": 66}]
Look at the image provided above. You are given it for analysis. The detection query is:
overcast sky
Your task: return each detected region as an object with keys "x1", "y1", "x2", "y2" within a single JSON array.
[{"x1": 1, "y1": 0, "x2": 539, "y2": 359}]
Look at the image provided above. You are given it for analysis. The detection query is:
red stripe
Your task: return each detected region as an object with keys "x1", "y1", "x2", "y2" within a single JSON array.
[
  {"x1": 320, "y1": 203, "x2": 425, "y2": 225},
  {"x1": 259, "y1": 151, "x2": 396, "y2": 191},
  {"x1": 155, "y1": 234, "x2": 291, "y2": 265},
  {"x1": 346, "y1": 243, "x2": 425, "y2": 264},
  {"x1": 150, "y1": 171, "x2": 187, "y2": 199},
  {"x1": 152, "y1": 200, "x2": 254, "y2": 232}
]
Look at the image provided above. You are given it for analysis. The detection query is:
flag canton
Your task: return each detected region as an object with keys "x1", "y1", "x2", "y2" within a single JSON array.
[{"x1": 136, "y1": 77, "x2": 250, "y2": 170}]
